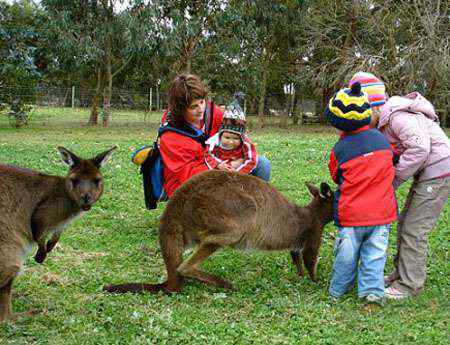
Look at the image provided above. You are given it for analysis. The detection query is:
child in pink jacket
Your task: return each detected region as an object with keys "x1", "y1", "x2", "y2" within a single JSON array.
[{"x1": 350, "y1": 72, "x2": 450, "y2": 300}]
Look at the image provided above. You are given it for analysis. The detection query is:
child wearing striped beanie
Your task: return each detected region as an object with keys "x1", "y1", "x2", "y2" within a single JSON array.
[
  {"x1": 349, "y1": 72, "x2": 387, "y2": 107},
  {"x1": 325, "y1": 82, "x2": 372, "y2": 132},
  {"x1": 325, "y1": 81, "x2": 397, "y2": 306},
  {"x1": 204, "y1": 96, "x2": 258, "y2": 173}
]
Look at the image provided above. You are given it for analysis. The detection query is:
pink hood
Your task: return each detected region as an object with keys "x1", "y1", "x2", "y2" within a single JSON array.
[
  {"x1": 377, "y1": 92, "x2": 450, "y2": 186},
  {"x1": 379, "y1": 92, "x2": 439, "y2": 129}
]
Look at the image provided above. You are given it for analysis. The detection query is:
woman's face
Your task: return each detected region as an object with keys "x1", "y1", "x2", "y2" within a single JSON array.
[{"x1": 184, "y1": 99, "x2": 206, "y2": 125}]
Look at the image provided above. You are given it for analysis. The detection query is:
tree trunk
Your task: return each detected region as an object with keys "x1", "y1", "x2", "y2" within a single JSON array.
[
  {"x1": 186, "y1": 58, "x2": 192, "y2": 73},
  {"x1": 320, "y1": 88, "x2": 333, "y2": 124},
  {"x1": 102, "y1": 39, "x2": 112, "y2": 127},
  {"x1": 87, "y1": 68, "x2": 102, "y2": 126},
  {"x1": 258, "y1": 51, "x2": 269, "y2": 128}
]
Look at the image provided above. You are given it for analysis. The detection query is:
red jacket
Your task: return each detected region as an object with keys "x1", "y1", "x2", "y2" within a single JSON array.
[
  {"x1": 329, "y1": 126, "x2": 397, "y2": 227},
  {"x1": 161, "y1": 101, "x2": 224, "y2": 138},
  {"x1": 205, "y1": 134, "x2": 258, "y2": 174},
  {"x1": 158, "y1": 101, "x2": 224, "y2": 197},
  {"x1": 159, "y1": 130, "x2": 208, "y2": 197}
]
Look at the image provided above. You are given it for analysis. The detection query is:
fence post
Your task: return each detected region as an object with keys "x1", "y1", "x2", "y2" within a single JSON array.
[
  {"x1": 149, "y1": 88, "x2": 153, "y2": 110},
  {"x1": 156, "y1": 89, "x2": 160, "y2": 110},
  {"x1": 71, "y1": 86, "x2": 75, "y2": 108}
]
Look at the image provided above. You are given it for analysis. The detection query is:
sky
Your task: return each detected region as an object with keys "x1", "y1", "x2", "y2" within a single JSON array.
[{"x1": 4, "y1": 0, "x2": 135, "y2": 12}]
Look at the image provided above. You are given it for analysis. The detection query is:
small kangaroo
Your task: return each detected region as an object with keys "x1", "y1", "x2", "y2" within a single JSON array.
[
  {"x1": 104, "y1": 170, "x2": 334, "y2": 294},
  {"x1": 0, "y1": 146, "x2": 116, "y2": 322}
]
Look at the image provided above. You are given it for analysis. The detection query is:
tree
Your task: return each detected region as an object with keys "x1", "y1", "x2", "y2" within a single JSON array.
[
  {"x1": 0, "y1": 0, "x2": 46, "y2": 104},
  {"x1": 42, "y1": 0, "x2": 155, "y2": 126}
]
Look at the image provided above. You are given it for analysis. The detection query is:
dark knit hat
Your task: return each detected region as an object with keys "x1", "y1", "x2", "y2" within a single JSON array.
[
  {"x1": 219, "y1": 93, "x2": 246, "y2": 137},
  {"x1": 325, "y1": 82, "x2": 372, "y2": 132}
]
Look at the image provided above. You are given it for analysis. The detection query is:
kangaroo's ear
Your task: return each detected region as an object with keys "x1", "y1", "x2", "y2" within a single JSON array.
[
  {"x1": 319, "y1": 182, "x2": 333, "y2": 199},
  {"x1": 305, "y1": 182, "x2": 320, "y2": 198},
  {"x1": 57, "y1": 147, "x2": 80, "y2": 168},
  {"x1": 92, "y1": 146, "x2": 117, "y2": 168}
]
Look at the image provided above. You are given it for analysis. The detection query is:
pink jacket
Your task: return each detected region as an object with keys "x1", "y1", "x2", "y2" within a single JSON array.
[{"x1": 378, "y1": 92, "x2": 450, "y2": 187}]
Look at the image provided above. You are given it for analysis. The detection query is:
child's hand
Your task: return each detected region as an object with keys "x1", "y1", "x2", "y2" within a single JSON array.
[
  {"x1": 229, "y1": 158, "x2": 244, "y2": 170},
  {"x1": 217, "y1": 161, "x2": 231, "y2": 171}
]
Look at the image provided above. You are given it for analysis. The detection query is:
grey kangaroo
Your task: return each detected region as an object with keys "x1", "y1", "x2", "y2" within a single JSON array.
[
  {"x1": 0, "y1": 146, "x2": 116, "y2": 322},
  {"x1": 105, "y1": 170, "x2": 334, "y2": 295}
]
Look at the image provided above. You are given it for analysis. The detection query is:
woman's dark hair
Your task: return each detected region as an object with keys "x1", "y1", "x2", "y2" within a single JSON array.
[{"x1": 166, "y1": 73, "x2": 207, "y2": 127}]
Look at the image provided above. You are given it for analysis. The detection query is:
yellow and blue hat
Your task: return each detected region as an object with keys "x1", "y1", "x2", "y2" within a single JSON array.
[{"x1": 325, "y1": 82, "x2": 371, "y2": 132}]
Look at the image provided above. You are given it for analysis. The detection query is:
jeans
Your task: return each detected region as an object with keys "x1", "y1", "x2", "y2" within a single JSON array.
[
  {"x1": 251, "y1": 156, "x2": 271, "y2": 182},
  {"x1": 329, "y1": 225, "x2": 390, "y2": 298}
]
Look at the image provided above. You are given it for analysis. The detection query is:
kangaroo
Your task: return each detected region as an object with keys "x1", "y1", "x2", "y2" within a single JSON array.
[
  {"x1": 104, "y1": 170, "x2": 334, "y2": 294},
  {"x1": 0, "y1": 146, "x2": 116, "y2": 322}
]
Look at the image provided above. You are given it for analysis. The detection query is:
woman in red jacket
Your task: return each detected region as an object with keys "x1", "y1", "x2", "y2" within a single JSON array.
[
  {"x1": 160, "y1": 73, "x2": 271, "y2": 198},
  {"x1": 159, "y1": 74, "x2": 221, "y2": 197}
]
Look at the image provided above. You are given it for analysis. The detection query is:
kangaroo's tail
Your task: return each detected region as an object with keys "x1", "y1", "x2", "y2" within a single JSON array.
[{"x1": 103, "y1": 219, "x2": 185, "y2": 294}]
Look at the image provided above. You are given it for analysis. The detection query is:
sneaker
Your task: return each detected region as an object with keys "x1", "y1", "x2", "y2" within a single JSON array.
[
  {"x1": 329, "y1": 295, "x2": 341, "y2": 303},
  {"x1": 365, "y1": 294, "x2": 385, "y2": 306},
  {"x1": 385, "y1": 286, "x2": 412, "y2": 300}
]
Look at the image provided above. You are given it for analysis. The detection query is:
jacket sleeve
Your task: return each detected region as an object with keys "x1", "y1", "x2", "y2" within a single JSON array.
[
  {"x1": 209, "y1": 104, "x2": 224, "y2": 137},
  {"x1": 328, "y1": 149, "x2": 338, "y2": 184},
  {"x1": 390, "y1": 113, "x2": 431, "y2": 186},
  {"x1": 204, "y1": 144, "x2": 222, "y2": 169},
  {"x1": 235, "y1": 139, "x2": 258, "y2": 174},
  {"x1": 159, "y1": 133, "x2": 208, "y2": 185}
]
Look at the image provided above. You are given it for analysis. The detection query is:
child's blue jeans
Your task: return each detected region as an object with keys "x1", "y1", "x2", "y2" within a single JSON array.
[{"x1": 329, "y1": 225, "x2": 390, "y2": 298}]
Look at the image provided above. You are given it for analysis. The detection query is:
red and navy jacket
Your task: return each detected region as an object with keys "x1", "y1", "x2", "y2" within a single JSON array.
[{"x1": 329, "y1": 126, "x2": 397, "y2": 227}]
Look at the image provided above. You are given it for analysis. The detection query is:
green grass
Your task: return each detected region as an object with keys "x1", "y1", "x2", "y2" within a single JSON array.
[
  {"x1": 0, "y1": 110, "x2": 449, "y2": 344},
  {"x1": 0, "y1": 106, "x2": 160, "y2": 128}
]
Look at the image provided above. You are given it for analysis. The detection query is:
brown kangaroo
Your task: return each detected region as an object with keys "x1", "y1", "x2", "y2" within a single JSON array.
[
  {"x1": 0, "y1": 146, "x2": 116, "y2": 322},
  {"x1": 104, "y1": 170, "x2": 334, "y2": 294}
]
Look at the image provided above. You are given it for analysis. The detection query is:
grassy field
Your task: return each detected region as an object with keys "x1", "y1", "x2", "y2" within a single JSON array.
[{"x1": 0, "y1": 110, "x2": 449, "y2": 344}]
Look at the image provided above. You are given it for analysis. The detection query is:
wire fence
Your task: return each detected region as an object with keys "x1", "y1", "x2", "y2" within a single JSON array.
[
  {"x1": 7, "y1": 85, "x2": 448, "y2": 129},
  {"x1": 0, "y1": 85, "x2": 326, "y2": 129}
]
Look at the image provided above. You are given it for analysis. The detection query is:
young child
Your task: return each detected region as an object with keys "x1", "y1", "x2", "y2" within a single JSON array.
[
  {"x1": 326, "y1": 81, "x2": 397, "y2": 305},
  {"x1": 205, "y1": 98, "x2": 257, "y2": 174},
  {"x1": 350, "y1": 71, "x2": 450, "y2": 300}
]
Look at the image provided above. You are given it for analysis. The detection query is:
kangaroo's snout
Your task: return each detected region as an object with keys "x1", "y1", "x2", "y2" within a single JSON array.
[{"x1": 81, "y1": 192, "x2": 92, "y2": 204}]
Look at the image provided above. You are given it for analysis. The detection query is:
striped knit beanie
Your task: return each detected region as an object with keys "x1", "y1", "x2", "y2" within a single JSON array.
[
  {"x1": 349, "y1": 72, "x2": 386, "y2": 107},
  {"x1": 325, "y1": 82, "x2": 372, "y2": 132},
  {"x1": 220, "y1": 94, "x2": 246, "y2": 137}
]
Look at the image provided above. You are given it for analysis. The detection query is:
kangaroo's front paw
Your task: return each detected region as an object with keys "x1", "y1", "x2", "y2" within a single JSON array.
[
  {"x1": 46, "y1": 239, "x2": 58, "y2": 253},
  {"x1": 34, "y1": 251, "x2": 47, "y2": 263}
]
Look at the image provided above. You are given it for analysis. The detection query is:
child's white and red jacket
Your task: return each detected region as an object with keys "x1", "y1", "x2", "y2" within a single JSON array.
[{"x1": 205, "y1": 134, "x2": 258, "y2": 174}]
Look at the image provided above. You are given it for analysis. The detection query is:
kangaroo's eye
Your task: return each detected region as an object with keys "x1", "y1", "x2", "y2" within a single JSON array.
[
  {"x1": 71, "y1": 178, "x2": 80, "y2": 187},
  {"x1": 94, "y1": 178, "x2": 102, "y2": 187}
]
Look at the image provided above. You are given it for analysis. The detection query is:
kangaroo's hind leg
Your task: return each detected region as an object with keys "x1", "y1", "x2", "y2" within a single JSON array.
[
  {"x1": 0, "y1": 276, "x2": 14, "y2": 322},
  {"x1": 0, "y1": 260, "x2": 32, "y2": 322},
  {"x1": 177, "y1": 231, "x2": 244, "y2": 289},
  {"x1": 177, "y1": 242, "x2": 233, "y2": 289},
  {"x1": 103, "y1": 227, "x2": 185, "y2": 294}
]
